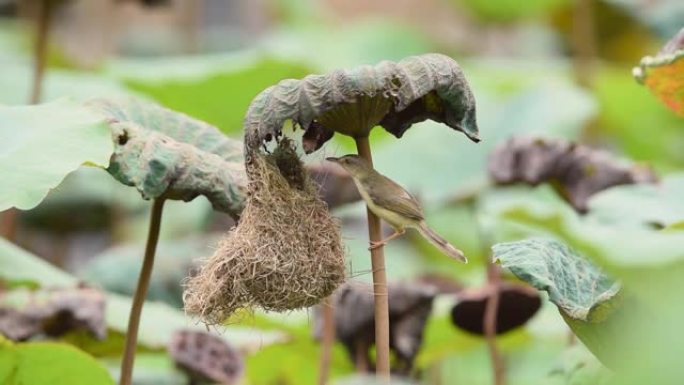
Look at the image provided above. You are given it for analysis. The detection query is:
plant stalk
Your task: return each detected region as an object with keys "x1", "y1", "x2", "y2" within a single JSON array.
[
  {"x1": 318, "y1": 296, "x2": 335, "y2": 385},
  {"x1": 572, "y1": 0, "x2": 596, "y2": 88},
  {"x1": 119, "y1": 198, "x2": 165, "y2": 385},
  {"x1": 484, "y1": 261, "x2": 504, "y2": 385},
  {"x1": 31, "y1": 0, "x2": 51, "y2": 104},
  {"x1": 354, "y1": 136, "x2": 391, "y2": 380}
]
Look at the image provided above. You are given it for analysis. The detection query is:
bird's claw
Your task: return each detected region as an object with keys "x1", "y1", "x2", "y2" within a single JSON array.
[{"x1": 368, "y1": 241, "x2": 387, "y2": 251}]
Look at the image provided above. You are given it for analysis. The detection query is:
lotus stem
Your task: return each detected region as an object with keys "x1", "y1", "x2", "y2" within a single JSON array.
[
  {"x1": 572, "y1": 0, "x2": 596, "y2": 88},
  {"x1": 31, "y1": 0, "x2": 51, "y2": 104},
  {"x1": 318, "y1": 296, "x2": 335, "y2": 385},
  {"x1": 354, "y1": 136, "x2": 391, "y2": 380},
  {"x1": 485, "y1": 257, "x2": 504, "y2": 385},
  {"x1": 119, "y1": 198, "x2": 165, "y2": 385}
]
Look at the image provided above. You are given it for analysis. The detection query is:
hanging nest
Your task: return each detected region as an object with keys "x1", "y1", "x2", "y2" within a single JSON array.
[{"x1": 183, "y1": 139, "x2": 346, "y2": 325}]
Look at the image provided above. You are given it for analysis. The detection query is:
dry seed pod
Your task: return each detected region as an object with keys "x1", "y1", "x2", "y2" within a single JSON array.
[
  {"x1": 488, "y1": 136, "x2": 657, "y2": 212},
  {"x1": 0, "y1": 286, "x2": 106, "y2": 341},
  {"x1": 183, "y1": 139, "x2": 346, "y2": 324},
  {"x1": 450, "y1": 281, "x2": 541, "y2": 335},
  {"x1": 168, "y1": 329, "x2": 244, "y2": 385},
  {"x1": 314, "y1": 282, "x2": 436, "y2": 374}
]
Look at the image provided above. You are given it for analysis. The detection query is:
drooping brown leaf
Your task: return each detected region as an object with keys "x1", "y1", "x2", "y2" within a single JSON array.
[
  {"x1": 244, "y1": 53, "x2": 479, "y2": 153},
  {"x1": 0, "y1": 286, "x2": 106, "y2": 341},
  {"x1": 168, "y1": 329, "x2": 244, "y2": 385},
  {"x1": 314, "y1": 282, "x2": 436, "y2": 374},
  {"x1": 633, "y1": 27, "x2": 684, "y2": 116},
  {"x1": 450, "y1": 281, "x2": 541, "y2": 335},
  {"x1": 488, "y1": 136, "x2": 657, "y2": 212}
]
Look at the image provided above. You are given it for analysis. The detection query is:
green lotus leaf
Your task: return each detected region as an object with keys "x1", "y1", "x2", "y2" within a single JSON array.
[
  {"x1": 88, "y1": 98, "x2": 247, "y2": 217},
  {"x1": 493, "y1": 238, "x2": 628, "y2": 368},
  {"x1": 0, "y1": 100, "x2": 113, "y2": 211},
  {"x1": 0, "y1": 338, "x2": 114, "y2": 385}
]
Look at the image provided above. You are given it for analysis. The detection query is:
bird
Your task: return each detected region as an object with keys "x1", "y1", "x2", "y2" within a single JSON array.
[{"x1": 326, "y1": 154, "x2": 467, "y2": 263}]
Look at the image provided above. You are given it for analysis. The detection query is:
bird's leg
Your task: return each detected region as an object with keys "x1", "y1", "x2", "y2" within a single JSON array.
[{"x1": 369, "y1": 229, "x2": 406, "y2": 250}]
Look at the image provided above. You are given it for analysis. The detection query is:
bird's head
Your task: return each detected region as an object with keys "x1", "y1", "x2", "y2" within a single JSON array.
[{"x1": 326, "y1": 154, "x2": 372, "y2": 178}]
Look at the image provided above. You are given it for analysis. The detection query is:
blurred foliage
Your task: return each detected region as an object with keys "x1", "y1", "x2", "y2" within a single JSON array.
[
  {"x1": 101, "y1": 353, "x2": 186, "y2": 385},
  {"x1": 0, "y1": 100, "x2": 113, "y2": 211},
  {"x1": 120, "y1": 56, "x2": 312, "y2": 135},
  {"x1": 80, "y1": 235, "x2": 221, "y2": 308},
  {"x1": 1, "y1": 1, "x2": 684, "y2": 384},
  {"x1": 0, "y1": 336, "x2": 114, "y2": 385},
  {"x1": 480, "y1": 182, "x2": 684, "y2": 384},
  {"x1": 454, "y1": 0, "x2": 569, "y2": 23},
  {"x1": 0, "y1": 239, "x2": 286, "y2": 355},
  {"x1": 588, "y1": 174, "x2": 684, "y2": 227},
  {"x1": 594, "y1": 66, "x2": 684, "y2": 170}
]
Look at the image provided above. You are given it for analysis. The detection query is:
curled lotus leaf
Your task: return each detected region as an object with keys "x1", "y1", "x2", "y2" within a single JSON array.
[
  {"x1": 492, "y1": 238, "x2": 621, "y2": 322},
  {"x1": 244, "y1": 53, "x2": 479, "y2": 153},
  {"x1": 633, "y1": 27, "x2": 684, "y2": 115},
  {"x1": 88, "y1": 99, "x2": 247, "y2": 217},
  {"x1": 492, "y1": 238, "x2": 630, "y2": 368}
]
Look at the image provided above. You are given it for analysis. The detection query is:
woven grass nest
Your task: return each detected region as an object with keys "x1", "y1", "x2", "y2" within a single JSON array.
[{"x1": 183, "y1": 139, "x2": 346, "y2": 325}]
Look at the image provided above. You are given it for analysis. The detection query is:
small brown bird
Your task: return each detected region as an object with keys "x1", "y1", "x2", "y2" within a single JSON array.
[{"x1": 327, "y1": 154, "x2": 467, "y2": 263}]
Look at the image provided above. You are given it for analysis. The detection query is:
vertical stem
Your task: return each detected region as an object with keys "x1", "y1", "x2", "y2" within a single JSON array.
[
  {"x1": 318, "y1": 296, "x2": 335, "y2": 385},
  {"x1": 354, "y1": 136, "x2": 391, "y2": 381},
  {"x1": 119, "y1": 198, "x2": 165, "y2": 385},
  {"x1": 472, "y1": 202, "x2": 504, "y2": 385},
  {"x1": 31, "y1": 0, "x2": 51, "y2": 104},
  {"x1": 355, "y1": 340, "x2": 370, "y2": 372},
  {"x1": 182, "y1": 0, "x2": 203, "y2": 53},
  {"x1": 572, "y1": 0, "x2": 596, "y2": 89},
  {"x1": 484, "y1": 261, "x2": 504, "y2": 385},
  {"x1": 0, "y1": 210, "x2": 18, "y2": 240}
]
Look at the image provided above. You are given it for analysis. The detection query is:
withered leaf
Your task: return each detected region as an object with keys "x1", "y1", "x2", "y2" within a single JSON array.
[
  {"x1": 450, "y1": 281, "x2": 541, "y2": 335},
  {"x1": 0, "y1": 286, "x2": 106, "y2": 341},
  {"x1": 244, "y1": 53, "x2": 479, "y2": 153},
  {"x1": 633, "y1": 27, "x2": 684, "y2": 116},
  {"x1": 168, "y1": 329, "x2": 244, "y2": 385},
  {"x1": 488, "y1": 136, "x2": 656, "y2": 212},
  {"x1": 87, "y1": 99, "x2": 247, "y2": 218},
  {"x1": 314, "y1": 282, "x2": 436, "y2": 374}
]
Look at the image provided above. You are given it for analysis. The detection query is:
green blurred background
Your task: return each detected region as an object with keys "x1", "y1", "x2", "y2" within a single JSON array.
[{"x1": 1, "y1": 0, "x2": 683, "y2": 384}]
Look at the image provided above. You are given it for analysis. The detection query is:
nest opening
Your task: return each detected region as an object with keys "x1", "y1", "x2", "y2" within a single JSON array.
[{"x1": 183, "y1": 139, "x2": 346, "y2": 325}]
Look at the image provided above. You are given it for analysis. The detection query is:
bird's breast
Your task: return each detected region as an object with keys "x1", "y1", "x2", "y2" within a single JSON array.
[{"x1": 353, "y1": 179, "x2": 413, "y2": 230}]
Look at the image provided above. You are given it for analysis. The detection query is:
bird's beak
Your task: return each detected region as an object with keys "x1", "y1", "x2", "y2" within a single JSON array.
[{"x1": 325, "y1": 157, "x2": 339, "y2": 163}]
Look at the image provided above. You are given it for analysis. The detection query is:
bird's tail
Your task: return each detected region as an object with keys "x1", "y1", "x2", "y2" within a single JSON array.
[{"x1": 417, "y1": 222, "x2": 467, "y2": 263}]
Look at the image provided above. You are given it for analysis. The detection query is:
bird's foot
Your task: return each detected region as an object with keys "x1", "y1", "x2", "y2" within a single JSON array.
[{"x1": 368, "y1": 241, "x2": 387, "y2": 251}]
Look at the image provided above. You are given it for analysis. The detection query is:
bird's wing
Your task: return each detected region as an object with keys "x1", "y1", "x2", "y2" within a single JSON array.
[{"x1": 365, "y1": 173, "x2": 424, "y2": 221}]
